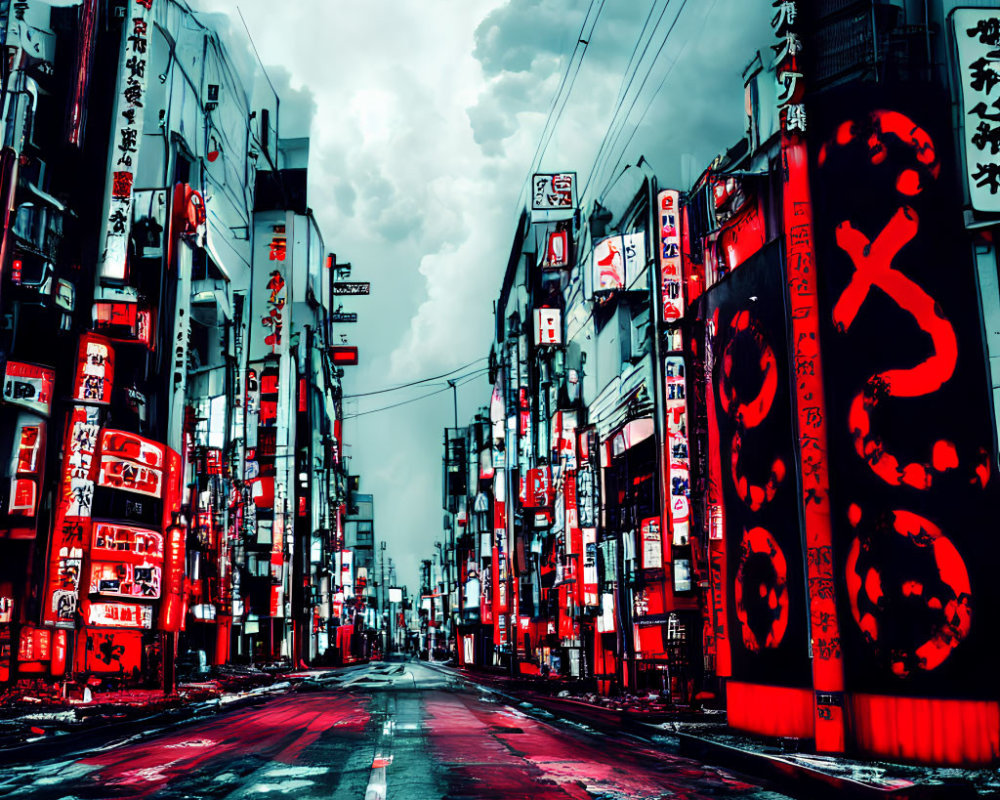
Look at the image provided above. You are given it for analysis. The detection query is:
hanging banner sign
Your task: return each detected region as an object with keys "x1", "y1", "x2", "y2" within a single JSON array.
[
  {"x1": 954, "y1": 9, "x2": 1000, "y2": 213},
  {"x1": 658, "y1": 190, "x2": 684, "y2": 323},
  {"x1": 534, "y1": 308, "x2": 562, "y2": 346},
  {"x1": 3, "y1": 362, "x2": 55, "y2": 417},
  {"x1": 73, "y1": 334, "x2": 115, "y2": 405},
  {"x1": 85, "y1": 600, "x2": 154, "y2": 629},
  {"x1": 542, "y1": 230, "x2": 569, "y2": 268},
  {"x1": 97, "y1": 429, "x2": 165, "y2": 498},
  {"x1": 96, "y1": 0, "x2": 154, "y2": 281},
  {"x1": 531, "y1": 172, "x2": 577, "y2": 211},
  {"x1": 332, "y1": 282, "x2": 370, "y2": 295}
]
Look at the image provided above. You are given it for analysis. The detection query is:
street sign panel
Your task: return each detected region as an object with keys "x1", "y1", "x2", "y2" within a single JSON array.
[
  {"x1": 330, "y1": 312, "x2": 358, "y2": 323},
  {"x1": 332, "y1": 282, "x2": 370, "y2": 295},
  {"x1": 329, "y1": 346, "x2": 358, "y2": 365}
]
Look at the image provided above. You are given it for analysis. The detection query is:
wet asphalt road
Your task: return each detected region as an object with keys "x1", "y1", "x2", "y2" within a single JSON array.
[{"x1": 0, "y1": 662, "x2": 791, "y2": 800}]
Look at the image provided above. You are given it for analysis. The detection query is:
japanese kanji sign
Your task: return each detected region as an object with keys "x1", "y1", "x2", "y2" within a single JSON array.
[
  {"x1": 772, "y1": 0, "x2": 806, "y2": 134},
  {"x1": 98, "y1": 0, "x2": 154, "y2": 280},
  {"x1": 531, "y1": 173, "x2": 577, "y2": 211},
  {"x1": 658, "y1": 190, "x2": 684, "y2": 323},
  {"x1": 954, "y1": 9, "x2": 1000, "y2": 213}
]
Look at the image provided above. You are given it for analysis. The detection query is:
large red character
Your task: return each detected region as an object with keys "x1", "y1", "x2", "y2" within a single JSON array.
[
  {"x1": 821, "y1": 111, "x2": 983, "y2": 677},
  {"x1": 718, "y1": 310, "x2": 786, "y2": 510},
  {"x1": 845, "y1": 507, "x2": 971, "y2": 677},
  {"x1": 734, "y1": 527, "x2": 789, "y2": 652},
  {"x1": 819, "y1": 111, "x2": 980, "y2": 490}
]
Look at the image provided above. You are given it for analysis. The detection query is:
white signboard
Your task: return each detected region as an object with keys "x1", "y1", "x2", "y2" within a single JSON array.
[
  {"x1": 534, "y1": 308, "x2": 562, "y2": 346},
  {"x1": 622, "y1": 232, "x2": 646, "y2": 286},
  {"x1": 531, "y1": 173, "x2": 576, "y2": 211},
  {"x1": 658, "y1": 190, "x2": 684, "y2": 323},
  {"x1": 593, "y1": 235, "x2": 625, "y2": 291},
  {"x1": 97, "y1": 0, "x2": 154, "y2": 280},
  {"x1": 955, "y1": 9, "x2": 1000, "y2": 213}
]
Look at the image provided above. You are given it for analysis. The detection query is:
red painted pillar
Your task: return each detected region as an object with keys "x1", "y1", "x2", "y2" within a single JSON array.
[
  {"x1": 782, "y1": 126, "x2": 847, "y2": 753},
  {"x1": 215, "y1": 615, "x2": 232, "y2": 665}
]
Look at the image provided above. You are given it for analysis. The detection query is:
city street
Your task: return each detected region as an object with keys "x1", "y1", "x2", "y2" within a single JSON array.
[{"x1": 0, "y1": 662, "x2": 789, "y2": 800}]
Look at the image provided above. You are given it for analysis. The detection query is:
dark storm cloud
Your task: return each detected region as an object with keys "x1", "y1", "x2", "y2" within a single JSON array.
[
  {"x1": 473, "y1": 0, "x2": 587, "y2": 76},
  {"x1": 225, "y1": 0, "x2": 774, "y2": 593},
  {"x1": 467, "y1": 71, "x2": 541, "y2": 154}
]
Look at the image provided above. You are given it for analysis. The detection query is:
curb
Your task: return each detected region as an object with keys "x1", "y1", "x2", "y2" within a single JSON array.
[{"x1": 426, "y1": 663, "x2": 975, "y2": 800}]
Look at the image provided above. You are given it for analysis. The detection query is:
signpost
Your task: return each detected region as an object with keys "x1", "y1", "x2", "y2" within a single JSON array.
[
  {"x1": 332, "y1": 282, "x2": 370, "y2": 296},
  {"x1": 330, "y1": 312, "x2": 358, "y2": 323}
]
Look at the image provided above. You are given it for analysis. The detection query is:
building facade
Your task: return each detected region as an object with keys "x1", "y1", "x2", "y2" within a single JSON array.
[
  {"x1": 0, "y1": 0, "x2": 366, "y2": 690},
  {"x1": 438, "y1": 0, "x2": 1000, "y2": 766}
]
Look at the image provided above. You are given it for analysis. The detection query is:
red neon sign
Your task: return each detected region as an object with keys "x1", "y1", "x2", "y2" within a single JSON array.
[
  {"x1": 329, "y1": 346, "x2": 358, "y2": 365},
  {"x1": 73, "y1": 334, "x2": 115, "y2": 405}
]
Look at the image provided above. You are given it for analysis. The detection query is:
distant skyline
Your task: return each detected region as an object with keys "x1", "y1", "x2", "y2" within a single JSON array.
[{"x1": 227, "y1": 0, "x2": 772, "y2": 592}]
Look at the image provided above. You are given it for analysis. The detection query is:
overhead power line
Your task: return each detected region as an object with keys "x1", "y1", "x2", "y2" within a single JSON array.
[
  {"x1": 593, "y1": 0, "x2": 695, "y2": 203},
  {"x1": 343, "y1": 370, "x2": 486, "y2": 420},
  {"x1": 580, "y1": 0, "x2": 671, "y2": 203},
  {"x1": 512, "y1": 0, "x2": 607, "y2": 217},
  {"x1": 341, "y1": 357, "x2": 488, "y2": 399}
]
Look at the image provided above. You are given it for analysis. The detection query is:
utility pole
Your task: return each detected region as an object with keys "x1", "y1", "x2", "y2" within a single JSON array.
[
  {"x1": 388, "y1": 558, "x2": 396, "y2": 654},
  {"x1": 447, "y1": 378, "x2": 459, "y2": 658},
  {"x1": 379, "y1": 541, "x2": 386, "y2": 655}
]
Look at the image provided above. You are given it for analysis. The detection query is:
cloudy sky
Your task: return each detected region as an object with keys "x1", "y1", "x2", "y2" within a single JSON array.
[{"x1": 227, "y1": 0, "x2": 772, "y2": 591}]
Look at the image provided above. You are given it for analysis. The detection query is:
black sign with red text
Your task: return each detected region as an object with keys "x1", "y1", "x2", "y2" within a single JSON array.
[
  {"x1": 701, "y1": 242, "x2": 811, "y2": 687},
  {"x1": 809, "y1": 85, "x2": 1000, "y2": 697}
]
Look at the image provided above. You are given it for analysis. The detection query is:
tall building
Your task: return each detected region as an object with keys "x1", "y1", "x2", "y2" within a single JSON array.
[
  {"x1": 0, "y1": 0, "x2": 360, "y2": 689},
  {"x1": 436, "y1": 0, "x2": 1000, "y2": 766}
]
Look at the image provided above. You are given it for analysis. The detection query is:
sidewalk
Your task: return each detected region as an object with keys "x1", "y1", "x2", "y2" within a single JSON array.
[
  {"x1": 0, "y1": 665, "x2": 311, "y2": 756},
  {"x1": 437, "y1": 663, "x2": 998, "y2": 800}
]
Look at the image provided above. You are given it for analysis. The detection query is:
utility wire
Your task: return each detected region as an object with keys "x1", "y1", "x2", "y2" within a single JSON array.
[
  {"x1": 341, "y1": 357, "x2": 488, "y2": 399},
  {"x1": 532, "y1": 0, "x2": 608, "y2": 178},
  {"x1": 343, "y1": 371, "x2": 485, "y2": 420},
  {"x1": 597, "y1": 0, "x2": 712, "y2": 203},
  {"x1": 580, "y1": 0, "x2": 670, "y2": 203},
  {"x1": 511, "y1": 0, "x2": 606, "y2": 217},
  {"x1": 594, "y1": 0, "x2": 693, "y2": 202},
  {"x1": 237, "y1": 7, "x2": 278, "y2": 102}
]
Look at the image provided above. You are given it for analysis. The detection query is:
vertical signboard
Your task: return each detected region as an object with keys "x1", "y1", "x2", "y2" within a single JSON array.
[
  {"x1": 810, "y1": 85, "x2": 1000, "y2": 707},
  {"x1": 953, "y1": 9, "x2": 1000, "y2": 214},
  {"x1": 534, "y1": 308, "x2": 562, "y2": 346},
  {"x1": 593, "y1": 233, "x2": 646, "y2": 291},
  {"x1": 168, "y1": 243, "x2": 192, "y2": 453},
  {"x1": 250, "y1": 213, "x2": 291, "y2": 361},
  {"x1": 593, "y1": 236, "x2": 625, "y2": 291},
  {"x1": 702, "y1": 244, "x2": 811, "y2": 690},
  {"x1": 97, "y1": 0, "x2": 154, "y2": 281},
  {"x1": 42, "y1": 405, "x2": 102, "y2": 627},
  {"x1": 664, "y1": 356, "x2": 690, "y2": 549},
  {"x1": 658, "y1": 190, "x2": 684, "y2": 323}
]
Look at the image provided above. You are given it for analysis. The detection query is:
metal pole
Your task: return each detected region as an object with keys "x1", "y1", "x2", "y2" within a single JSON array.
[{"x1": 448, "y1": 379, "x2": 458, "y2": 428}]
